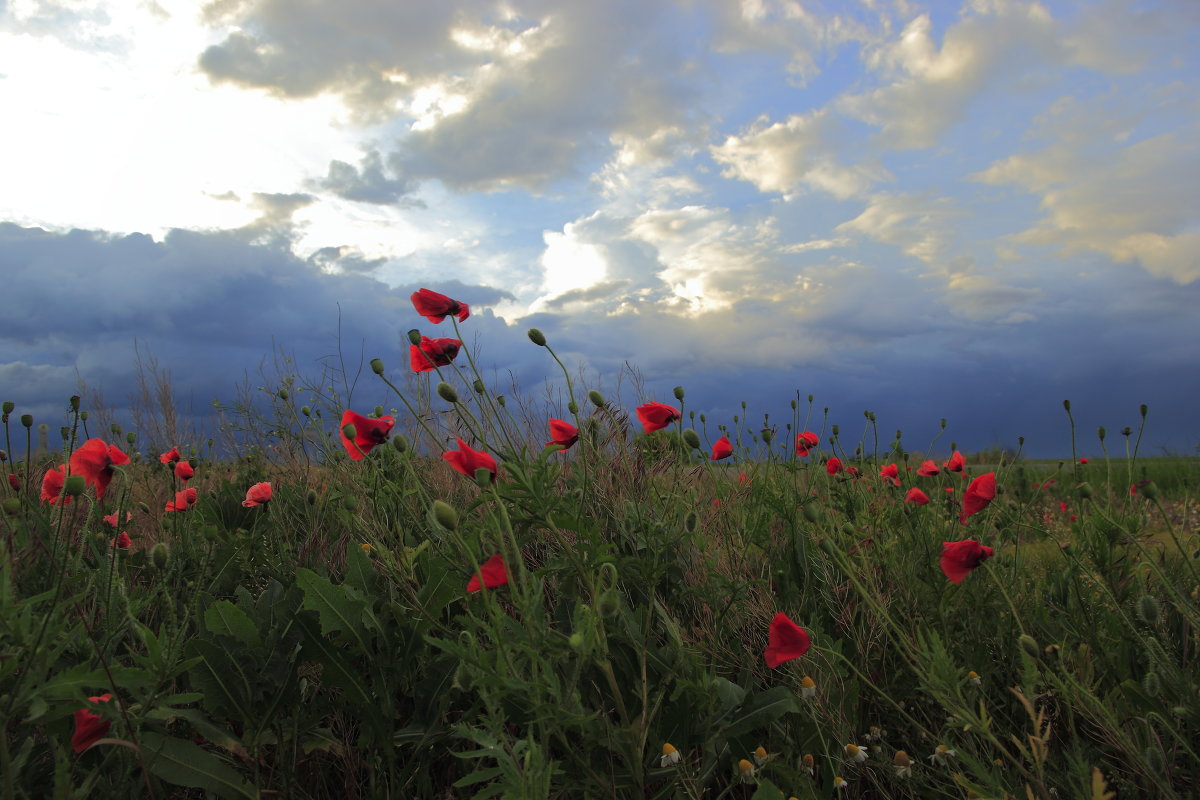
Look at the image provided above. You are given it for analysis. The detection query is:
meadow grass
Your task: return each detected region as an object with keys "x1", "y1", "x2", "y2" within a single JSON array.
[{"x1": 1, "y1": 300, "x2": 1197, "y2": 799}]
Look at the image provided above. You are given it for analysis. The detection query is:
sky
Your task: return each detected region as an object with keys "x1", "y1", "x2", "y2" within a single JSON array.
[{"x1": 1, "y1": 0, "x2": 1198, "y2": 459}]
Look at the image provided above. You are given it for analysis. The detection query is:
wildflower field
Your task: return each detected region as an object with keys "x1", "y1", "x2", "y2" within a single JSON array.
[{"x1": 2, "y1": 289, "x2": 1197, "y2": 799}]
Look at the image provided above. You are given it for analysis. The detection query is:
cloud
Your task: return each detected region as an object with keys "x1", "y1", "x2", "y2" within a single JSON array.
[{"x1": 310, "y1": 151, "x2": 422, "y2": 206}]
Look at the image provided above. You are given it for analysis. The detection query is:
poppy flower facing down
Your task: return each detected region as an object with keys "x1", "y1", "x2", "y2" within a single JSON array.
[
  {"x1": 546, "y1": 419, "x2": 579, "y2": 450},
  {"x1": 943, "y1": 451, "x2": 966, "y2": 473},
  {"x1": 165, "y1": 487, "x2": 198, "y2": 512},
  {"x1": 411, "y1": 288, "x2": 470, "y2": 324},
  {"x1": 636, "y1": 402, "x2": 680, "y2": 433},
  {"x1": 917, "y1": 459, "x2": 940, "y2": 477},
  {"x1": 159, "y1": 447, "x2": 181, "y2": 465},
  {"x1": 242, "y1": 482, "x2": 272, "y2": 507},
  {"x1": 940, "y1": 539, "x2": 994, "y2": 583},
  {"x1": 466, "y1": 553, "x2": 508, "y2": 593},
  {"x1": 40, "y1": 465, "x2": 70, "y2": 506},
  {"x1": 795, "y1": 431, "x2": 819, "y2": 457},
  {"x1": 173, "y1": 460, "x2": 194, "y2": 482},
  {"x1": 72, "y1": 694, "x2": 113, "y2": 753},
  {"x1": 409, "y1": 336, "x2": 462, "y2": 372},
  {"x1": 880, "y1": 463, "x2": 900, "y2": 487},
  {"x1": 111, "y1": 532, "x2": 132, "y2": 549},
  {"x1": 711, "y1": 435, "x2": 733, "y2": 460},
  {"x1": 443, "y1": 437, "x2": 498, "y2": 483},
  {"x1": 764, "y1": 612, "x2": 811, "y2": 668},
  {"x1": 7, "y1": 473, "x2": 19, "y2": 491},
  {"x1": 340, "y1": 410, "x2": 394, "y2": 461},
  {"x1": 904, "y1": 487, "x2": 930, "y2": 505},
  {"x1": 103, "y1": 511, "x2": 131, "y2": 528},
  {"x1": 960, "y1": 472, "x2": 996, "y2": 524},
  {"x1": 826, "y1": 457, "x2": 843, "y2": 475},
  {"x1": 69, "y1": 439, "x2": 131, "y2": 501}
]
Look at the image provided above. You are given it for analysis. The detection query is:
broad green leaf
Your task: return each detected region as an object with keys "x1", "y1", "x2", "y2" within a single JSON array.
[
  {"x1": 721, "y1": 686, "x2": 797, "y2": 739},
  {"x1": 204, "y1": 600, "x2": 262, "y2": 649},
  {"x1": 751, "y1": 778, "x2": 786, "y2": 800},
  {"x1": 186, "y1": 640, "x2": 252, "y2": 721},
  {"x1": 140, "y1": 732, "x2": 255, "y2": 799},
  {"x1": 295, "y1": 567, "x2": 368, "y2": 646}
]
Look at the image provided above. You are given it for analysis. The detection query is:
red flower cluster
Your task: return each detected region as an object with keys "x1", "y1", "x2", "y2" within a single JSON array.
[
  {"x1": 70, "y1": 439, "x2": 130, "y2": 500},
  {"x1": 466, "y1": 553, "x2": 508, "y2": 593},
  {"x1": 443, "y1": 438, "x2": 498, "y2": 483},
  {"x1": 917, "y1": 459, "x2": 940, "y2": 476},
  {"x1": 165, "y1": 487, "x2": 198, "y2": 512},
  {"x1": 546, "y1": 419, "x2": 579, "y2": 450},
  {"x1": 159, "y1": 447, "x2": 181, "y2": 465},
  {"x1": 242, "y1": 482, "x2": 272, "y2": 507},
  {"x1": 795, "y1": 431, "x2": 819, "y2": 457},
  {"x1": 711, "y1": 435, "x2": 733, "y2": 461},
  {"x1": 409, "y1": 336, "x2": 462, "y2": 372},
  {"x1": 764, "y1": 612, "x2": 811, "y2": 668},
  {"x1": 72, "y1": 694, "x2": 113, "y2": 753},
  {"x1": 879, "y1": 463, "x2": 900, "y2": 487},
  {"x1": 940, "y1": 539, "x2": 994, "y2": 583},
  {"x1": 411, "y1": 288, "x2": 470, "y2": 324},
  {"x1": 943, "y1": 451, "x2": 966, "y2": 472},
  {"x1": 636, "y1": 402, "x2": 680, "y2": 433},
  {"x1": 40, "y1": 465, "x2": 70, "y2": 506},
  {"x1": 340, "y1": 410, "x2": 394, "y2": 460}
]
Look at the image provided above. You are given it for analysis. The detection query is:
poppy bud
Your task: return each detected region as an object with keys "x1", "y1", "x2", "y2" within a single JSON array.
[
  {"x1": 62, "y1": 474, "x2": 85, "y2": 496},
  {"x1": 497, "y1": 396, "x2": 506, "y2": 406},
  {"x1": 803, "y1": 504, "x2": 823, "y2": 524},
  {"x1": 342, "y1": 423, "x2": 357, "y2": 442},
  {"x1": 1, "y1": 401, "x2": 12, "y2": 414},
  {"x1": 126, "y1": 432, "x2": 137, "y2": 445},
  {"x1": 137, "y1": 501, "x2": 150, "y2": 515},
  {"x1": 1142, "y1": 671, "x2": 1160, "y2": 697},
  {"x1": 831, "y1": 425, "x2": 839, "y2": 436},
  {"x1": 1075, "y1": 482, "x2": 1093, "y2": 499},
  {"x1": 437, "y1": 382, "x2": 458, "y2": 403},
  {"x1": 431, "y1": 500, "x2": 459, "y2": 531},
  {"x1": 682, "y1": 429, "x2": 700, "y2": 449},
  {"x1": 1097, "y1": 426, "x2": 1106, "y2": 441},
  {"x1": 1062, "y1": 399, "x2": 1071, "y2": 412},
  {"x1": 407, "y1": 329, "x2": 423, "y2": 345},
  {"x1": 841, "y1": 522, "x2": 857, "y2": 536},
  {"x1": 1140, "y1": 481, "x2": 1159, "y2": 500},
  {"x1": 370, "y1": 358, "x2": 385, "y2": 375},
  {"x1": 151, "y1": 542, "x2": 170, "y2": 570},
  {"x1": 392, "y1": 434, "x2": 410, "y2": 453},
  {"x1": 790, "y1": 400, "x2": 797, "y2": 410},
  {"x1": 1137, "y1": 594, "x2": 1159, "y2": 625},
  {"x1": 1019, "y1": 634, "x2": 1040, "y2": 659},
  {"x1": 567, "y1": 401, "x2": 578, "y2": 415},
  {"x1": 306, "y1": 489, "x2": 318, "y2": 506},
  {"x1": 568, "y1": 632, "x2": 585, "y2": 650},
  {"x1": 684, "y1": 510, "x2": 698, "y2": 533},
  {"x1": 343, "y1": 495, "x2": 359, "y2": 511},
  {"x1": 1122, "y1": 427, "x2": 1131, "y2": 437},
  {"x1": 473, "y1": 379, "x2": 486, "y2": 394},
  {"x1": 69, "y1": 395, "x2": 80, "y2": 411},
  {"x1": 373, "y1": 406, "x2": 384, "y2": 418},
  {"x1": 596, "y1": 588, "x2": 620, "y2": 619},
  {"x1": 940, "y1": 418, "x2": 947, "y2": 429},
  {"x1": 60, "y1": 426, "x2": 69, "y2": 442},
  {"x1": 1139, "y1": 404, "x2": 1148, "y2": 418},
  {"x1": 588, "y1": 390, "x2": 605, "y2": 408},
  {"x1": 301, "y1": 406, "x2": 311, "y2": 417},
  {"x1": 474, "y1": 468, "x2": 493, "y2": 488},
  {"x1": 1018, "y1": 436, "x2": 1025, "y2": 446},
  {"x1": 3, "y1": 497, "x2": 19, "y2": 515},
  {"x1": 761, "y1": 428, "x2": 773, "y2": 445},
  {"x1": 277, "y1": 388, "x2": 289, "y2": 400},
  {"x1": 527, "y1": 328, "x2": 547, "y2": 347},
  {"x1": 20, "y1": 415, "x2": 32, "y2": 428},
  {"x1": 80, "y1": 411, "x2": 89, "y2": 422},
  {"x1": 673, "y1": 386, "x2": 685, "y2": 401}
]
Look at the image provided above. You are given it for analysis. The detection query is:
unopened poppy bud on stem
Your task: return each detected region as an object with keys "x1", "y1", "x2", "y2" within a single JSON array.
[
  {"x1": 69, "y1": 395, "x2": 80, "y2": 411},
  {"x1": 20, "y1": 414, "x2": 32, "y2": 428},
  {"x1": 2, "y1": 401, "x2": 13, "y2": 415},
  {"x1": 64, "y1": 475, "x2": 86, "y2": 497},
  {"x1": 682, "y1": 429, "x2": 700, "y2": 450},
  {"x1": 1019, "y1": 633, "x2": 1040, "y2": 658},
  {"x1": 370, "y1": 358, "x2": 385, "y2": 375},
  {"x1": 527, "y1": 328, "x2": 547, "y2": 346},
  {"x1": 588, "y1": 390, "x2": 605, "y2": 408},
  {"x1": 80, "y1": 411, "x2": 88, "y2": 422},
  {"x1": 673, "y1": 386, "x2": 685, "y2": 401},
  {"x1": 342, "y1": 423, "x2": 358, "y2": 442},
  {"x1": 3, "y1": 498, "x2": 19, "y2": 515},
  {"x1": 301, "y1": 406, "x2": 311, "y2": 417},
  {"x1": 151, "y1": 542, "x2": 170, "y2": 570},
  {"x1": 392, "y1": 434, "x2": 410, "y2": 453},
  {"x1": 473, "y1": 379, "x2": 486, "y2": 393},
  {"x1": 474, "y1": 468, "x2": 492, "y2": 488},
  {"x1": 277, "y1": 388, "x2": 289, "y2": 400},
  {"x1": 431, "y1": 500, "x2": 459, "y2": 531},
  {"x1": 437, "y1": 382, "x2": 458, "y2": 403},
  {"x1": 126, "y1": 432, "x2": 137, "y2": 445},
  {"x1": 1137, "y1": 594, "x2": 1159, "y2": 625},
  {"x1": 407, "y1": 328, "x2": 423, "y2": 345}
]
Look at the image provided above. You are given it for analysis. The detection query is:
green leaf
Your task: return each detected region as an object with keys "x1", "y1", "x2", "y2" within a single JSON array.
[
  {"x1": 751, "y1": 778, "x2": 786, "y2": 800},
  {"x1": 295, "y1": 567, "x2": 367, "y2": 646},
  {"x1": 140, "y1": 732, "x2": 255, "y2": 799},
  {"x1": 204, "y1": 600, "x2": 262, "y2": 649},
  {"x1": 144, "y1": 707, "x2": 247, "y2": 759},
  {"x1": 186, "y1": 640, "x2": 252, "y2": 721},
  {"x1": 294, "y1": 613, "x2": 375, "y2": 711},
  {"x1": 721, "y1": 686, "x2": 798, "y2": 739}
]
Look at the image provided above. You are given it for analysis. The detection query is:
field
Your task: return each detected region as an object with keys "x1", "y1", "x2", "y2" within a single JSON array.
[{"x1": 2, "y1": 292, "x2": 1197, "y2": 799}]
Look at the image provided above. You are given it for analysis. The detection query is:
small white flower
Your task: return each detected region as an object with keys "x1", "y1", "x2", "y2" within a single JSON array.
[
  {"x1": 929, "y1": 744, "x2": 957, "y2": 766},
  {"x1": 968, "y1": 670, "x2": 982, "y2": 686},
  {"x1": 845, "y1": 743, "x2": 868, "y2": 763},
  {"x1": 799, "y1": 675, "x2": 816, "y2": 699},
  {"x1": 753, "y1": 746, "x2": 770, "y2": 766},
  {"x1": 894, "y1": 751, "x2": 913, "y2": 778},
  {"x1": 833, "y1": 776, "x2": 849, "y2": 791},
  {"x1": 737, "y1": 759, "x2": 756, "y2": 783},
  {"x1": 660, "y1": 743, "x2": 681, "y2": 767}
]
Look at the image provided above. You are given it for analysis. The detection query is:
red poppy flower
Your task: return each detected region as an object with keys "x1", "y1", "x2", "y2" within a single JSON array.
[
  {"x1": 904, "y1": 487, "x2": 930, "y2": 505},
  {"x1": 546, "y1": 419, "x2": 579, "y2": 450},
  {"x1": 7, "y1": 473, "x2": 18, "y2": 491},
  {"x1": 846, "y1": 466, "x2": 860, "y2": 477},
  {"x1": 443, "y1": 437, "x2": 498, "y2": 483},
  {"x1": 917, "y1": 459, "x2": 940, "y2": 476},
  {"x1": 880, "y1": 463, "x2": 900, "y2": 487},
  {"x1": 636, "y1": 402, "x2": 680, "y2": 434},
  {"x1": 466, "y1": 552, "x2": 508, "y2": 593},
  {"x1": 738, "y1": 472, "x2": 750, "y2": 487},
  {"x1": 173, "y1": 460, "x2": 194, "y2": 482},
  {"x1": 826, "y1": 457, "x2": 843, "y2": 475},
  {"x1": 102, "y1": 511, "x2": 131, "y2": 528},
  {"x1": 1078, "y1": 457, "x2": 1088, "y2": 465},
  {"x1": 165, "y1": 487, "x2": 198, "y2": 512},
  {"x1": 339, "y1": 410, "x2": 394, "y2": 461},
  {"x1": 111, "y1": 532, "x2": 132, "y2": 549},
  {"x1": 40, "y1": 464, "x2": 70, "y2": 506},
  {"x1": 411, "y1": 288, "x2": 470, "y2": 324},
  {"x1": 159, "y1": 447, "x2": 181, "y2": 465},
  {"x1": 72, "y1": 694, "x2": 113, "y2": 753},
  {"x1": 795, "y1": 431, "x2": 819, "y2": 457},
  {"x1": 242, "y1": 482, "x2": 272, "y2": 507},
  {"x1": 69, "y1": 439, "x2": 130, "y2": 501},
  {"x1": 409, "y1": 336, "x2": 462, "y2": 372},
  {"x1": 943, "y1": 451, "x2": 966, "y2": 472},
  {"x1": 764, "y1": 612, "x2": 811, "y2": 668},
  {"x1": 711, "y1": 435, "x2": 733, "y2": 461},
  {"x1": 940, "y1": 539, "x2": 994, "y2": 583},
  {"x1": 959, "y1": 472, "x2": 996, "y2": 524},
  {"x1": 1058, "y1": 501, "x2": 1069, "y2": 514}
]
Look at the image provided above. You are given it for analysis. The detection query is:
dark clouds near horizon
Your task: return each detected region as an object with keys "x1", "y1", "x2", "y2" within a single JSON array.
[{"x1": 1, "y1": 221, "x2": 1197, "y2": 459}]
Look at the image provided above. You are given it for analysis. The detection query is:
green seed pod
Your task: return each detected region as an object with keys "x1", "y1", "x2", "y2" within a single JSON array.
[
  {"x1": 306, "y1": 489, "x2": 318, "y2": 506},
  {"x1": 1139, "y1": 404, "x2": 1148, "y2": 418},
  {"x1": 497, "y1": 395, "x2": 506, "y2": 406},
  {"x1": 831, "y1": 424, "x2": 839, "y2": 436},
  {"x1": 1097, "y1": 426, "x2": 1106, "y2": 442},
  {"x1": 596, "y1": 587, "x2": 620, "y2": 619},
  {"x1": 80, "y1": 411, "x2": 88, "y2": 422},
  {"x1": 63, "y1": 475, "x2": 86, "y2": 496},
  {"x1": 1, "y1": 401, "x2": 13, "y2": 414},
  {"x1": 684, "y1": 510, "x2": 698, "y2": 533},
  {"x1": 1137, "y1": 594, "x2": 1159, "y2": 626},
  {"x1": 20, "y1": 414, "x2": 33, "y2": 428},
  {"x1": 342, "y1": 423, "x2": 357, "y2": 442},
  {"x1": 761, "y1": 428, "x2": 773, "y2": 445},
  {"x1": 373, "y1": 405, "x2": 384, "y2": 418},
  {"x1": 587, "y1": 390, "x2": 605, "y2": 408},
  {"x1": 1143, "y1": 671, "x2": 1160, "y2": 697},
  {"x1": 431, "y1": 500, "x2": 459, "y2": 531},
  {"x1": 474, "y1": 468, "x2": 493, "y2": 488},
  {"x1": 682, "y1": 429, "x2": 700, "y2": 450},
  {"x1": 1076, "y1": 482, "x2": 1093, "y2": 499},
  {"x1": 3, "y1": 498, "x2": 21, "y2": 515},
  {"x1": 301, "y1": 405, "x2": 312, "y2": 417},
  {"x1": 817, "y1": 538, "x2": 837, "y2": 556},
  {"x1": 407, "y1": 329, "x2": 423, "y2": 345},
  {"x1": 527, "y1": 328, "x2": 547, "y2": 346},
  {"x1": 940, "y1": 418, "x2": 947, "y2": 430},
  {"x1": 392, "y1": 434, "x2": 410, "y2": 453},
  {"x1": 437, "y1": 382, "x2": 458, "y2": 403},
  {"x1": 277, "y1": 388, "x2": 289, "y2": 400},
  {"x1": 69, "y1": 395, "x2": 80, "y2": 411},
  {"x1": 1141, "y1": 481, "x2": 1159, "y2": 500},
  {"x1": 151, "y1": 542, "x2": 170, "y2": 570},
  {"x1": 673, "y1": 386, "x2": 685, "y2": 401},
  {"x1": 59, "y1": 427, "x2": 69, "y2": 442},
  {"x1": 841, "y1": 522, "x2": 857, "y2": 536},
  {"x1": 137, "y1": 501, "x2": 150, "y2": 515},
  {"x1": 370, "y1": 358, "x2": 385, "y2": 375},
  {"x1": 803, "y1": 504, "x2": 824, "y2": 524},
  {"x1": 567, "y1": 401, "x2": 578, "y2": 415},
  {"x1": 110, "y1": 423, "x2": 121, "y2": 436},
  {"x1": 342, "y1": 495, "x2": 359, "y2": 512},
  {"x1": 1062, "y1": 399, "x2": 1071, "y2": 412},
  {"x1": 1019, "y1": 634, "x2": 1040, "y2": 659},
  {"x1": 126, "y1": 431, "x2": 137, "y2": 445},
  {"x1": 473, "y1": 379, "x2": 486, "y2": 394}
]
